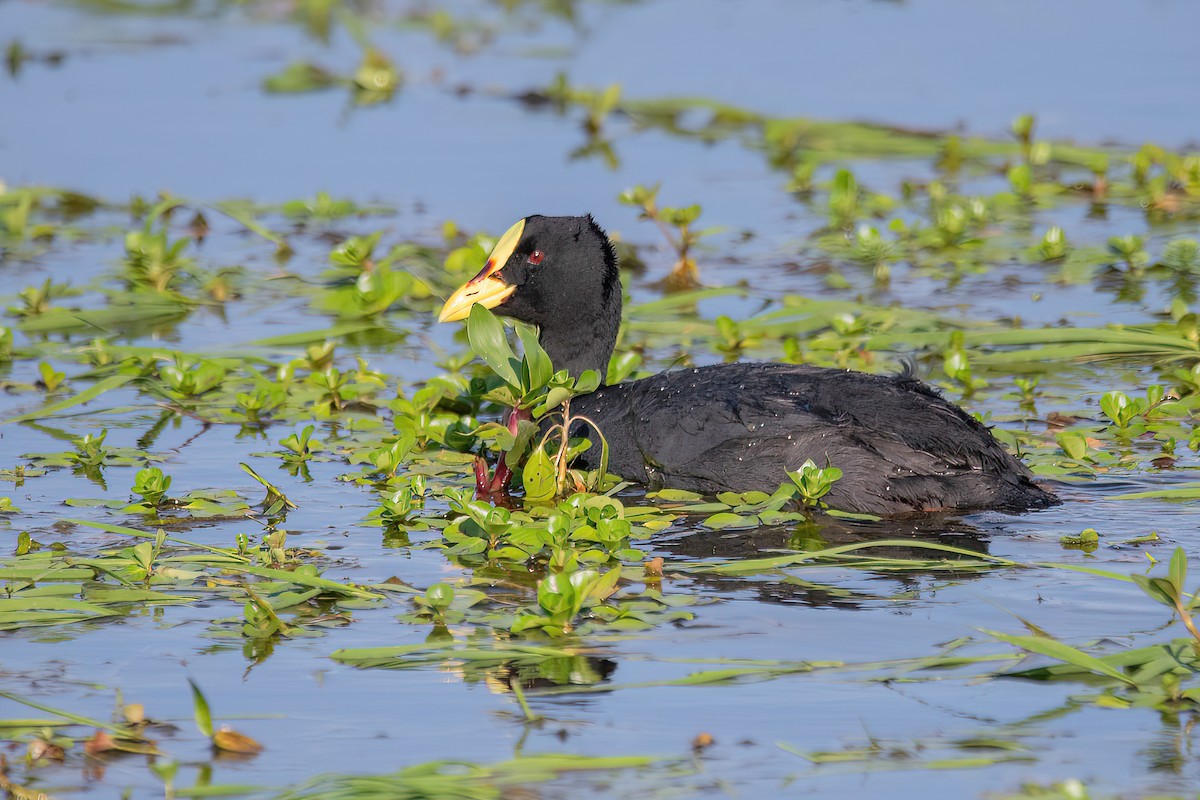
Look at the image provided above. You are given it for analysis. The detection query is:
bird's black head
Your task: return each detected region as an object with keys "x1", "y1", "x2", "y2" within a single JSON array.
[{"x1": 439, "y1": 214, "x2": 622, "y2": 381}]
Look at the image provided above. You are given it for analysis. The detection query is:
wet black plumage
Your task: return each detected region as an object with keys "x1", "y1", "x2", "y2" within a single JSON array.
[{"x1": 454, "y1": 214, "x2": 1059, "y2": 516}]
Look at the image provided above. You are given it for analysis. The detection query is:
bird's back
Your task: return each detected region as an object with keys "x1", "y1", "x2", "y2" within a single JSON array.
[{"x1": 569, "y1": 362, "x2": 1058, "y2": 515}]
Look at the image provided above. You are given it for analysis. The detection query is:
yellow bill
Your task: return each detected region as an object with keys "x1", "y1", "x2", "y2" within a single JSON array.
[{"x1": 438, "y1": 218, "x2": 526, "y2": 322}]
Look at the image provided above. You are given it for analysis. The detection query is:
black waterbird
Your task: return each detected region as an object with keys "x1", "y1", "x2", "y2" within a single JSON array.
[{"x1": 439, "y1": 215, "x2": 1059, "y2": 516}]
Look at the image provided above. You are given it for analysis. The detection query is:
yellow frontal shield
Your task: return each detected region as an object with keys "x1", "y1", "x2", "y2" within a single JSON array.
[{"x1": 438, "y1": 218, "x2": 525, "y2": 322}]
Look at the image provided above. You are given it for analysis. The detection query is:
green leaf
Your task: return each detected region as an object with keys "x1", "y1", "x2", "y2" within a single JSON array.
[
  {"x1": 189, "y1": 679, "x2": 213, "y2": 739},
  {"x1": 503, "y1": 420, "x2": 540, "y2": 470},
  {"x1": 228, "y1": 565, "x2": 382, "y2": 599},
  {"x1": 703, "y1": 512, "x2": 758, "y2": 529},
  {"x1": 1131, "y1": 575, "x2": 1178, "y2": 609},
  {"x1": 1168, "y1": 548, "x2": 1188, "y2": 595},
  {"x1": 425, "y1": 583, "x2": 455, "y2": 611},
  {"x1": 262, "y1": 61, "x2": 338, "y2": 94},
  {"x1": 648, "y1": 489, "x2": 705, "y2": 502},
  {"x1": 985, "y1": 629, "x2": 1136, "y2": 685},
  {"x1": 249, "y1": 323, "x2": 382, "y2": 348},
  {"x1": 467, "y1": 305, "x2": 519, "y2": 387},
  {"x1": 523, "y1": 448, "x2": 556, "y2": 504},
  {"x1": 515, "y1": 324, "x2": 553, "y2": 390},
  {"x1": 4, "y1": 373, "x2": 135, "y2": 424},
  {"x1": 1055, "y1": 431, "x2": 1088, "y2": 460},
  {"x1": 606, "y1": 351, "x2": 641, "y2": 384},
  {"x1": 1108, "y1": 486, "x2": 1200, "y2": 501},
  {"x1": 573, "y1": 369, "x2": 601, "y2": 394},
  {"x1": 537, "y1": 386, "x2": 572, "y2": 415}
]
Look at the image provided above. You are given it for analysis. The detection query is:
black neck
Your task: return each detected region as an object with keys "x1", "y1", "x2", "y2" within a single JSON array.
[{"x1": 539, "y1": 289, "x2": 621, "y2": 384}]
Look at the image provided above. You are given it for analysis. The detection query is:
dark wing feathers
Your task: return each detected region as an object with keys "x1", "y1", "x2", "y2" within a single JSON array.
[{"x1": 568, "y1": 362, "x2": 1054, "y2": 515}]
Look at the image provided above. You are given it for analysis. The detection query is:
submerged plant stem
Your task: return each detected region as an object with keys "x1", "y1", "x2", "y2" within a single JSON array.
[{"x1": 509, "y1": 677, "x2": 542, "y2": 722}]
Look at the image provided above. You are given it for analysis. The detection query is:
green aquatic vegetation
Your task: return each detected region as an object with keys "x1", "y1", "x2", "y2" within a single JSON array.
[
  {"x1": 942, "y1": 340, "x2": 987, "y2": 397},
  {"x1": 0, "y1": 689, "x2": 161, "y2": 760},
  {"x1": 59, "y1": 469, "x2": 251, "y2": 519},
  {"x1": 785, "y1": 460, "x2": 843, "y2": 508},
  {"x1": 1107, "y1": 234, "x2": 1149, "y2": 272},
  {"x1": 296, "y1": 340, "x2": 337, "y2": 373},
  {"x1": 1098, "y1": 385, "x2": 1196, "y2": 449},
  {"x1": 1013, "y1": 375, "x2": 1040, "y2": 406},
  {"x1": 9, "y1": 278, "x2": 75, "y2": 317},
  {"x1": 1036, "y1": 226, "x2": 1069, "y2": 262},
  {"x1": 123, "y1": 219, "x2": 195, "y2": 296},
  {"x1": 331, "y1": 637, "x2": 592, "y2": 671},
  {"x1": 780, "y1": 731, "x2": 1034, "y2": 773},
  {"x1": 0, "y1": 560, "x2": 193, "y2": 631},
  {"x1": 464, "y1": 304, "x2": 606, "y2": 498},
  {"x1": 262, "y1": 48, "x2": 400, "y2": 106},
  {"x1": 131, "y1": 465, "x2": 171, "y2": 507},
  {"x1": 263, "y1": 60, "x2": 342, "y2": 94},
  {"x1": 206, "y1": 577, "x2": 351, "y2": 645},
  {"x1": 316, "y1": 233, "x2": 429, "y2": 318},
  {"x1": 439, "y1": 489, "x2": 648, "y2": 569},
  {"x1": 978, "y1": 549, "x2": 1200, "y2": 712},
  {"x1": 537, "y1": 73, "x2": 623, "y2": 167},
  {"x1": 321, "y1": 266, "x2": 416, "y2": 320},
  {"x1": 235, "y1": 382, "x2": 286, "y2": 424},
  {"x1": 1161, "y1": 238, "x2": 1200, "y2": 272},
  {"x1": 159, "y1": 356, "x2": 228, "y2": 397},
  {"x1": 281, "y1": 191, "x2": 360, "y2": 223},
  {"x1": 1129, "y1": 547, "x2": 1200, "y2": 644},
  {"x1": 581, "y1": 82, "x2": 621, "y2": 138},
  {"x1": 675, "y1": 540, "x2": 1018, "y2": 579},
  {"x1": 618, "y1": 184, "x2": 713, "y2": 290},
  {"x1": 530, "y1": 84, "x2": 1200, "y2": 228},
  {"x1": 362, "y1": 432, "x2": 417, "y2": 480},
  {"x1": 351, "y1": 48, "x2": 401, "y2": 104},
  {"x1": 989, "y1": 780, "x2": 1112, "y2": 800},
  {"x1": 405, "y1": 582, "x2": 476, "y2": 628},
  {"x1": 271, "y1": 753, "x2": 678, "y2": 800},
  {"x1": 1011, "y1": 113, "x2": 1036, "y2": 159},
  {"x1": 305, "y1": 367, "x2": 354, "y2": 412},
  {"x1": 0, "y1": 188, "x2": 37, "y2": 240},
  {"x1": 365, "y1": 479, "x2": 427, "y2": 530},
  {"x1": 848, "y1": 224, "x2": 896, "y2": 284},
  {"x1": 0, "y1": 185, "x2": 99, "y2": 255},
  {"x1": 1100, "y1": 389, "x2": 1141, "y2": 429},
  {"x1": 1053, "y1": 431, "x2": 1091, "y2": 463},
  {"x1": 711, "y1": 314, "x2": 764, "y2": 357},
  {"x1": 15, "y1": 296, "x2": 191, "y2": 336},
  {"x1": 826, "y1": 168, "x2": 861, "y2": 228},
  {"x1": 276, "y1": 424, "x2": 325, "y2": 463},
  {"x1": 20, "y1": 429, "x2": 166, "y2": 484},
  {"x1": 189, "y1": 679, "x2": 263, "y2": 754},
  {"x1": 669, "y1": 486, "x2": 801, "y2": 530},
  {"x1": 382, "y1": 568, "x2": 690, "y2": 643},
  {"x1": 35, "y1": 361, "x2": 66, "y2": 392},
  {"x1": 1059, "y1": 527, "x2": 1100, "y2": 552},
  {"x1": 5, "y1": 24, "x2": 1200, "y2": 795},
  {"x1": 509, "y1": 565, "x2": 621, "y2": 636},
  {"x1": 399, "y1": 7, "x2": 494, "y2": 55}
]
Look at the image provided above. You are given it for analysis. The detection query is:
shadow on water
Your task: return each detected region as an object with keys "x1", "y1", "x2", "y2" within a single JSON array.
[{"x1": 649, "y1": 510, "x2": 1006, "y2": 609}]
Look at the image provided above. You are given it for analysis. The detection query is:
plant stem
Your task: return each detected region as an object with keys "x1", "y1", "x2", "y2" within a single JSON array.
[
  {"x1": 1172, "y1": 595, "x2": 1200, "y2": 646},
  {"x1": 554, "y1": 398, "x2": 572, "y2": 495},
  {"x1": 509, "y1": 677, "x2": 542, "y2": 722},
  {"x1": 643, "y1": 205, "x2": 683, "y2": 257}
]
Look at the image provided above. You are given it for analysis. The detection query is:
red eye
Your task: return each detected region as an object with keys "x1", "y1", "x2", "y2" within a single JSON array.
[{"x1": 527, "y1": 250, "x2": 544, "y2": 266}]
